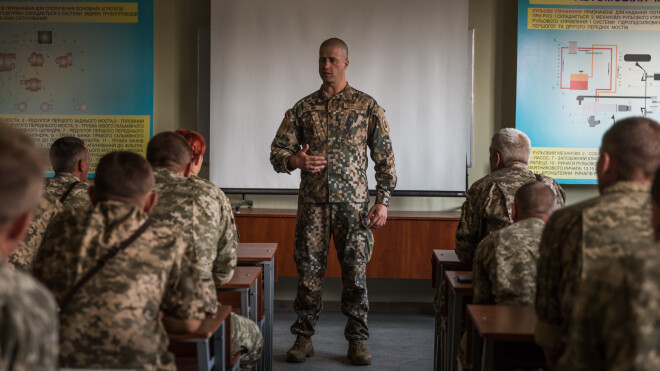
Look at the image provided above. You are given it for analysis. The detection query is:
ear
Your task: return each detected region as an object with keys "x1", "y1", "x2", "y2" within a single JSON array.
[
  {"x1": 600, "y1": 151, "x2": 612, "y2": 175},
  {"x1": 344, "y1": 59, "x2": 349, "y2": 69},
  {"x1": 88, "y1": 186, "x2": 98, "y2": 206},
  {"x1": 183, "y1": 162, "x2": 193, "y2": 178},
  {"x1": 141, "y1": 192, "x2": 158, "y2": 215},
  {"x1": 0, "y1": 211, "x2": 33, "y2": 260},
  {"x1": 193, "y1": 156, "x2": 203, "y2": 167},
  {"x1": 511, "y1": 201, "x2": 518, "y2": 222}
]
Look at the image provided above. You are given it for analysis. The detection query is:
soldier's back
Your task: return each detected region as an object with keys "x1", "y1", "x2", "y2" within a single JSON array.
[{"x1": 45, "y1": 172, "x2": 90, "y2": 209}]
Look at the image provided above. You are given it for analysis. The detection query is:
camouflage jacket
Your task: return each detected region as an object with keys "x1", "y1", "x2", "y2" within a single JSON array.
[
  {"x1": 455, "y1": 163, "x2": 565, "y2": 263},
  {"x1": 473, "y1": 217, "x2": 544, "y2": 306},
  {"x1": 559, "y1": 249, "x2": 660, "y2": 371},
  {"x1": 45, "y1": 172, "x2": 90, "y2": 209},
  {"x1": 0, "y1": 260, "x2": 58, "y2": 371},
  {"x1": 535, "y1": 181, "x2": 653, "y2": 350},
  {"x1": 151, "y1": 168, "x2": 238, "y2": 313},
  {"x1": 270, "y1": 84, "x2": 397, "y2": 205},
  {"x1": 32, "y1": 200, "x2": 207, "y2": 370},
  {"x1": 9, "y1": 193, "x2": 63, "y2": 271}
]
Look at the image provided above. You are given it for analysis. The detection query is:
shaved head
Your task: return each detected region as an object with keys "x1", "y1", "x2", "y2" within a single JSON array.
[
  {"x1": 95, "y1": 151, "x2": 154, "y2": 201},
  {"x1": 601, "y1": 117, "x2": 660, "y2": 181},
  {"x1": 146, "y1": 132, "x2": 192, "y2": 172},
  {"x1": 513, "y1": 182, "x2": 556, "y2": 221},
  {"x1": 49, "y1": 136, "x2": 87, "y2": 173},
  {"x1": 320, "y1": 38, "x2": 348, "y2": 60}
]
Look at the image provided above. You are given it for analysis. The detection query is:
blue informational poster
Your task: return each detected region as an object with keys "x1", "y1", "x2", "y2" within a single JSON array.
[
  {"x1": 0, "y1": 1, "x2": 153, "y2": 176},
  {"x1": 517, "y1": 0, "x2": 660, "y2": 184}
]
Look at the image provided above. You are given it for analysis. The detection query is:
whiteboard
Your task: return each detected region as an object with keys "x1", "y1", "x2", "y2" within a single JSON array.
[{"x1": 210, "y1": 0, "x2": 470, "y2": 195}]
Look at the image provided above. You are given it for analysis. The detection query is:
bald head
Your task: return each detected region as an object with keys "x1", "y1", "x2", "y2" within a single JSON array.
[
  {"x1": 94, "y1": 151, "x2": 154, "y2": 203},
  {"x1": 146, "y1": 132, "x2": 192, "y2": 172},
  {"x1": 601, "y1": 117, "x2": 660, "y2": 182},
  {"x1": 320, "y1": 38, "x2": 348, "y2": 60},
  {"x1": 490, "y1": 128, "x2": 531, "y2": 171},
  {"x1": 513, "y1": 182, "x2": 556, "y2": 222}
]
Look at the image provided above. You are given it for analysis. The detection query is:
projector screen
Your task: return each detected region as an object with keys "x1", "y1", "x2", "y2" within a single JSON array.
[{"x1": 210, "y1": 0, "x2": 470, "y2": 196}]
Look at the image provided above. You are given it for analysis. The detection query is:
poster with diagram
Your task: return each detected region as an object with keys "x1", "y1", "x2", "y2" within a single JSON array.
[
  {"x1": 0, "y1": 1, "x2": 153, "y2": 176},
  {"x1": 517, "y1": 0, "x2": 660, "y2": 184}
]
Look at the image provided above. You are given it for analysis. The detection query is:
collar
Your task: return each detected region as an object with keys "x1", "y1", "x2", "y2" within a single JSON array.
[
  {"x1": 55, "y1": 172, "x2": 80, "y2": 182},
  {"x1": 317, "y1": 83, "x2": 354, "y2": 101},
  {"x1": 154, "y1": 167, "x2": 184, "y2": 179},
  {"x1": 602, "y1": 181, "x2": 651, "y2": 195},
  {"x1": 506, "y1": 162, "x2": 529, "y2": 170}
]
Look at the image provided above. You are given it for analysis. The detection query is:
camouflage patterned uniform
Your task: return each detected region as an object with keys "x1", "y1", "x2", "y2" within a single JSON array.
[
  {"x1": 45, "y1": 172, "x2": 90, "y2": 209},
  {"x1": 0, "y1": 260, "x2": 58, "y2": 370},
  {"x1": 31, "y1": 200, "x2": 207, "y2": 370},
  {"x1": 434, "y1": 164, "x2": 565, "y2": 332},
  {"x1": 558, "y1": 249, "x2": 660, "y2": 371},
  {"x1": 151, "y1": 168, "x2": 261, "y2": 368},
  {"x1": 535, "y1": 181, "x2": 653, "y2": 351},
  {"x1": 472, "y1": 217, "x2": 544, "y2": 306},
  {"x1": 270, "y1": 84, "x2": 396, "y2": 341},
  {"x1": 9, "y1": 193, "x2": 63, "y2": 271}
]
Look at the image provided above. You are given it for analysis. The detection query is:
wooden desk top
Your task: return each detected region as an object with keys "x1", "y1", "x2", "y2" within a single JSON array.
[
  {"x1": 217, "y1": 266, "x2": 262, "y2": 289},
  {"x1": 467, "y1": 305, "x2": 536, "y2": 342},
  {"x1": 234, "y1": 208, "x2": 460, "y2": 221},
  {"x1": 433, "y1": 250, "x2": 471, "y2": 269},
  {"x1": 237, "y1": 242, "x2": 277, "y2": 261},
  {"x1": 168, "y1": 305, "x2": 232, "y2": 340},
  {"x1": 445, "y1": 270, "x2": 473, "y2": 294}
]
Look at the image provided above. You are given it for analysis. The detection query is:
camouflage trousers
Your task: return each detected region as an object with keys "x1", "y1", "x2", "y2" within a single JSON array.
[
  {"x1": 291, "y1": 202, "x2": 374, "y2": 341},
  {"x1": 231, "y1": 312, "x2": 264, "y2": 370}
]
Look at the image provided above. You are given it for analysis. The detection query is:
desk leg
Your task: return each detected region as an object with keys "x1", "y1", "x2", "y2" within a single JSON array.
[
  {"x1": 263, "y1": 260, "x2": 274, "y2": 371},
  {"x1": 216, "y1": 321, "x2": 226, "y2": 371},
  {"x1": 249, "y1": 280, "x2": 261, "y2": 371},
  {"x1": 481, "y1": 339, "x2": 494, "y2": 371},
  {"x1": 434, "y1": 264, "x2": 443, "y2": 371},
  {"x1": 448, "y1": 285, "x2": 458, "y2": 371},
  {"x1": 196, "y1": 338, "x2": 211, "y2": 371},
  {"x1": 471, "y1": 323, "x2": 482, "y2": 371},
  {"x1": 240, "y1": 288, "x2": 250, "y2": 320}
]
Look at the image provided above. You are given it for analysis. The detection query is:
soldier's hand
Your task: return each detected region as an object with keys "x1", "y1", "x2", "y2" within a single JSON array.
[
  {"x1": 287, "y1": 144, "x2": 327, "y2": 173},
  {"x1": 367, "y1": 204, "x2": 388, "y2": 229}
]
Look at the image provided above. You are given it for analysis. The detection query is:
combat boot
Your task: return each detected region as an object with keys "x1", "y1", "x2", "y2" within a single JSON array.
[
  {"x1": 286, "y1": 335, "x2": 314, "y2": 363},
  {"x1": 347, "y1": 340, "x2": 371, "y2": 365}
]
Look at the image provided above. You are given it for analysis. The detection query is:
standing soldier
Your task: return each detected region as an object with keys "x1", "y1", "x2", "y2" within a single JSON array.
[
  {"x1": 0, "y1": 121, "x2": 58, "y2": 370},
  {"x1": 270, "y1": 38, "x2": 397, "y2": 365},
  {"x1": 45, "y1": 136, "x2": 91, "y2": 209}
]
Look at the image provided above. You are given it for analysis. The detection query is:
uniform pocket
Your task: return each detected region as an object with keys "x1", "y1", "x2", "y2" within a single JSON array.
[{"x1": 342, "y1": 113, "x2": 368, "y2": 146}]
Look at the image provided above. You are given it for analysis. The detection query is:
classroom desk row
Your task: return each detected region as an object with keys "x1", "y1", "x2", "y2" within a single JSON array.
[
  {"x1": 432, "y1": 250, "x2": 544, "y2": 371},
  {"x1": 168, "y1": 242, "x2": 277, "y2": 371}
]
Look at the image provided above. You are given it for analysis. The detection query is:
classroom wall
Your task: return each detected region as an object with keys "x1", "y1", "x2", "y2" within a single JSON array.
[{"x1": 153, "y1": 0, "x2": 599, "y2": 210}]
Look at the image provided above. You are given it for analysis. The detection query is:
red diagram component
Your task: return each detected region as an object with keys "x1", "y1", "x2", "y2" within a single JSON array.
[
  {"x1": 560, "y1": 43, "x2": 618, "y2": 100},
  {"x1": 27, "y1": 52, "x2": 45, "y2": 67},
  {"x1": 20, "y1": 78, "x2": 41, "y2": 92},
  {"x1": 55, "y1": 52, "x2": 72, "y2": 68},
  {"x1": 0, "y1": 53, "x2": 17, "y2": 72}
]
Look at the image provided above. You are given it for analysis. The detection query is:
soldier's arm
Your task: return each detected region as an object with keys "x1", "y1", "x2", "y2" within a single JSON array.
[
  {"x1": 31, "y1": 213, "x2": 73, "y2": 300},
  {"x1": 161, "y1": 237, "x2": 207, "y2": 324},
  {"x1": 212, "y1": 192, "x2": 238, "y2": 285},
  {"x1": 270, "y1": 109, "x2": 302, "y2": 174},
  {"x1": 367, "y1": 105, "x2": 397, "y2": 206},
  {"x1": 472, "y1": 235, "x2": 495, "y2": 305}
]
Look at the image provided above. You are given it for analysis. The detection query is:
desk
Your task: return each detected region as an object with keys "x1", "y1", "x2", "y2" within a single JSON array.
[
  {"x1": 446, "y1": 271, "x2": 473, "y2": 371},
  {"x1": 234, "y1": 208, "x2": 460, "y2": 279},
  {"x1": 169, "y1": 305, "x2": 236, "y2": 371},
  {"x1": 433, "y1": 250, "x2": 471, "y2": 371},
  {"x1": 217, "y1": 266, "x2": 262, "y2": 323},
  {"x1": 467, "y1": 305, "x2": 541, "y2": 371},
  {"x1": 237, "y1": 243, "x2": 277, "y2": 371}
]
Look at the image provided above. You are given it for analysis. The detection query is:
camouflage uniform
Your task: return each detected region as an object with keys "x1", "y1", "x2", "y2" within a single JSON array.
[
  {"x1": 270, "y1": 84, "x2": 396, "y2": 341},
  {"x1": 558, "y1": 249, "x2": 660, "y2": 371},
  {"x1": 435, "y1": 164, "x2": 565, "y2": 332},
  {"x1": 535, "y1": 181, "x2": 653, "y2": 350},
  {"x1": 9, "y1": 193, "x2": 63, "y2": 271},
  {"x1": 0, "y1": 260, "x2": 58, "y2": 370},
  {"x1": 151, "y1": 168, "x2": 261, "y2": 368},
  {"x1": 31, "y1": 200, "x2": 207, "y2": 370},
  {"x1": 45, "y1": 172, "x2": 90, "y2": 209},
  {"x1": 472, "y1": 217, "x2": 544, "y2": 306}
]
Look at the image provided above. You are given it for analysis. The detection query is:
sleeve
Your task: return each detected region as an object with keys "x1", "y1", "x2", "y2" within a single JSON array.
[
  {"x1": 161, "y1": 238, "x2": 207, "y2": 320},
  {"x1": 472, "y1": 235, "x2": 495, "y2": 305},
  {"x1": 270, "y1": 108, "x2": 301, "y2": 174},
  {"x1": 534, "y1": 209, "x2": 582, "y2": 349},
  {"x1": 212, "y1": 191, "x2": 238, "y2": 285},
  {"x1": 31, "y1": 213, "x2": 74, "y2": 302},
  {"x1": 558, "y1": 261, "x2": 631, "y2": 370},
  {"x1": 367, "y1": 105, "x2": 397, "y2": 206}
]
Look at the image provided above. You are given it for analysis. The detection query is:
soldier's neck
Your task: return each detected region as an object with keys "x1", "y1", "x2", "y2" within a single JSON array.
[{"x1": 322, "y1": 80, "x2": 347, "y2": 97}]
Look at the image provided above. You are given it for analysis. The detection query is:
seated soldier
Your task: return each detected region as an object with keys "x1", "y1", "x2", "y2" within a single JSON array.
[
  {"x1": 557, "y1": 166, "x2": 660, "y2": 370},
  {"x1": 473, "y1": 181, "x2": 556, "y2": 306},
  {"x1": 32, "y1": 151, "x2": 207, "y2": 370},
  {"x1": 0, "y1": 121, "x2": 58, "y2": 369},
  {"x1": 535, "y1": 117, "x2": 660, "y2": 369},
  {"x1": 45, "y1": 136, "x2": 91, "y2": 209},
  {"x1": 9, "y1": 193, "x2": 63, "y2": 270},
  {"x1": 147, "y1": 132, "x2": 263, "y2": 370}
]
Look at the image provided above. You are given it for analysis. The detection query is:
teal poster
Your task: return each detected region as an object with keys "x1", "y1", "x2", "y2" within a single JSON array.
[
  {"x1": 0, "y1": 1, "x2": 153, "y2": 175},
  {"x1": 517, "y1": 0, "x2": 660, "y2": 184}
]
